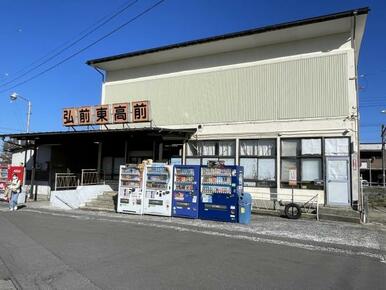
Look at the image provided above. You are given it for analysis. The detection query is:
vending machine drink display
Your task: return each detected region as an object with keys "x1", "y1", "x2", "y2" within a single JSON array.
[
  {"x1": 143, "y1": 164, "x2": 173, "y2": 216},
  {"x1": 117, "y1": 164, "x2": 144, "y2": 214},
  {"x1": 0, "y1": 164, "x2": 8, "y2": 193},
  {"x1": 172, "y1": 165, "x2": 200, "y2": 219},
  {"x1": 199, "y1": 165, "x2": 243, "y2": 223}
]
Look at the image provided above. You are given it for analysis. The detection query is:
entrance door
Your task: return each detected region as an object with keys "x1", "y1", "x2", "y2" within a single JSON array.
[{"x1": 326, "y1": 157, "x2": 350, "y2": 205}]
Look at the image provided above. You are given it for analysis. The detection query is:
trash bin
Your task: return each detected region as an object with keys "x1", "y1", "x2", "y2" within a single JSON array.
[{"x1": 239, "y1": 192, "x2": 252, "y2": 224}]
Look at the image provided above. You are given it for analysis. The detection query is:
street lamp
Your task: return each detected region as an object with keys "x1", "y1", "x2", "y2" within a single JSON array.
[
  {"x1": 9, "y1": 92, "x2": 32, "y2": 133},
  {"x1": 9, "y1": 92, "x2": 32, "y2": 200}
]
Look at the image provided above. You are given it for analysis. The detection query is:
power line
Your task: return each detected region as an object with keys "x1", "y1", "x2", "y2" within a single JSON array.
[
  {"x1": 0, "y1": 0, "x2": 166, "y2": 94},
  {"x1": 0, "y1": 0, "x2": 139, "y2": 88},
  {"x1": 0, "y1": 0, "x2": 138, "y2": 82}
]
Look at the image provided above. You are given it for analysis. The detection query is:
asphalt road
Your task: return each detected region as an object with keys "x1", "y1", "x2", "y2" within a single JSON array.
[{"x1": 0, "y1": 207, "x2": 385, "y2": 290}]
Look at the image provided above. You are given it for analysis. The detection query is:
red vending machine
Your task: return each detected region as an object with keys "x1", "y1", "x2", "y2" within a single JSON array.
[
  {"x1": 8, "y1": 166, "x2": 24, "y2": 183},
  {"x1": 8, "y1": 166, "x2": 26, "y2": 204}
]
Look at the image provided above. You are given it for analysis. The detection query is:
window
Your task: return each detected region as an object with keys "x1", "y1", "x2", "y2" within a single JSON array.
[
  {"x1": 280, "y1": 138, "x2": 323, "y2": 189},
  {"x1": 325, "y1": 138, "x2": 349, "y2": 156},
  {"x1": 239, "y1": 139, "x2": 276, "y2": 187},
  {"x1": 185, "y1": 140, "x2": 236, "y2": 165}
]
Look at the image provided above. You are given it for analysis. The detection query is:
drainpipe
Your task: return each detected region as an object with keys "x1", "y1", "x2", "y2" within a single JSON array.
[
  {"x1": 93, "y1": 67, "x2": 105, "y2": 83},
  {"x1": 351, "y1": 11, "x2": 361, "y2": 211}
]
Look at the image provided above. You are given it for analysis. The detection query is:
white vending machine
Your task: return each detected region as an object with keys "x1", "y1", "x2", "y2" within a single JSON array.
[
  {"x1": 117, "y1": 164, "x2": 144, "y2": 214},
  {"x1": 143, "y1": 163, "x2": 173, "y2": 216}
]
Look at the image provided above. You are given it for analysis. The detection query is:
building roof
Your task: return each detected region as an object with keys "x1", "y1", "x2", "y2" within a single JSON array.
[
  {"x1": 360, "y1": 143, "x2": 382, "y2": 151},
  {"x1": 0, "y1": 127, "x2": 196, "y2": 145},
  {"x1": 87, "y1": 7, "x2": 369, "y2": 71}
]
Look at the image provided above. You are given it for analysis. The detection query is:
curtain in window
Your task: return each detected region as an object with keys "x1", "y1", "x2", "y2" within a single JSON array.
[
  {"x1": 327, "y1": 160, "x2": 348, "y2": 180},
  {"x1": 258, "y1": 140, "x2": 275, "y2": 156},
  {"x1": 281, "y1": 140, "x2": 298, "y2": 157},
  {"x1": 301, "y1": 139, "x2": 321, "y2": 155},
  {"x1": 186, "y1": 142, "x2": 197, "y2": 156},
  {"x1": 240, "y1": 158, "x2": 257, "y2": 179},
  {"x1": 281, "y1": 159, "x2": 297, "y2": 181},
  {"x1": 325, "y1": 138, "x2": 349, "y2": 156},
  {"x1": 240, "y1": 140, "x2": 258, "y2": 156},
  {"x1": 301, "y1": 159, "x2": 321, "y2": 181},
  {"x1": 198, "y1": 141, "x2": 216, "y2": 156},
  {"x1": 258, "y1": 159, "x2": 275, "y2": 181},
  {"x1": 218, "y1": 141, "x2": 235, "y2": 156}
]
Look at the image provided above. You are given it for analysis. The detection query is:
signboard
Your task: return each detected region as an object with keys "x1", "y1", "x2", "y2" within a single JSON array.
[
  {"x1": 62, "y1": 101, "x2": 150, "y2": 127},
  {"x1": 113, "y1": 103, "x2": 129, "y2": 123},
  {"x1": 63, "y1": 108, "x2": 78, "y2": 126},
  {"x1": 7, "y1": 166, "x2": 24, "y2": 186},
  {"x1": 78, "y1": 106, "x2": 92, "y2": 125},
  {"x1": 95, "y1": 105, "x2": 110, "y2": 125},
  {"x1": 288, "y1": 168, "x2": 297, "y2": 186},
  {"x1": 132, "y1": 101, "x2": 150, "y2": 122}
]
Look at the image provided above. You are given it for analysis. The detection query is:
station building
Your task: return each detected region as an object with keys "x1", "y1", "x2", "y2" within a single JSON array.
[{"x1": 4, "y1": 8, "x2": 368, "y2": 209}]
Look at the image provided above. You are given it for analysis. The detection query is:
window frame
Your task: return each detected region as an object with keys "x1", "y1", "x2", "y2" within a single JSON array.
[
  {"x1": 280, "y1": 137, "x2": 324, "y2": 189},
  {"x1": 185, "y1": 139, "x2": 236, "y2": 165},
  {"x1": 239, "y1": 138, "x2": 277, "y2": 188}
]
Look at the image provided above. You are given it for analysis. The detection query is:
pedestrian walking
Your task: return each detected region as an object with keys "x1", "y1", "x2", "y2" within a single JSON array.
[{"x1": 8, "y1": 174, "x2": 21, "y2": 211}]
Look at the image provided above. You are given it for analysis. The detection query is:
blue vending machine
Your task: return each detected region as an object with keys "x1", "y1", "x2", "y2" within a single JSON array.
[
  {"x1": 172, "y1": 165, "x2": 200, "y2": 219},
  {"x1": 199, "y1": 165, "x2": 243, "y2": 223}
]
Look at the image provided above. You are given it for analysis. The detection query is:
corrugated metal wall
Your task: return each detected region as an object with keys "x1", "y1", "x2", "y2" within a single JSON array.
[{"x1": 104, "y1": 53, "x2": 348, "y2": 126}]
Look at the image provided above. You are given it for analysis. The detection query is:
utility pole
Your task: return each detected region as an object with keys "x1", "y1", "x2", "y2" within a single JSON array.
[{"x1": 382, "y1": 124, "x2": 386, "y2": 187}]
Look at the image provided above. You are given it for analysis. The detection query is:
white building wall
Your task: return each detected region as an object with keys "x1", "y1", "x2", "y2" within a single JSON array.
[
  {"x1": 101, "y1": 31, "x2": 359, "y2": 206},
  {"x1": 11, "y1": 150, "x2": 33, "y2": 167},
  {"x1": 11, "y1": 146, "x2": 52, "y2": 197}
]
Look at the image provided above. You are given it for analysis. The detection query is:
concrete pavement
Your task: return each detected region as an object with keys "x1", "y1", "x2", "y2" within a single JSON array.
[{"x1": 0, "y1": 203, "x2": 385, "y2": 289}]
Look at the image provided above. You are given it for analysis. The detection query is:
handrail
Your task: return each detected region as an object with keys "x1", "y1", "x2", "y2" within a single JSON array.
[
  {"x1": 80, "y1": 169, "x2": 105, "y2": 186},
  {"x1": 54, "y1": 173, "x2": 78, "y2": 191},
  {"x1": 55, "y1": 195, "x2": 74, "y2": 209},
  {"x1": 303, "y1": 193, "x2": 320, "y2": 221}
]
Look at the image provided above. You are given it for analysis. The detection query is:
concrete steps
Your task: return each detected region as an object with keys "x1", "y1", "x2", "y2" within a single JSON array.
[
  {"x1": 80, "y1": 191, "x2": 117, "y2": 212},
  {"x1": 318, "y1": 206, "x2": 360, "y2": 223}
]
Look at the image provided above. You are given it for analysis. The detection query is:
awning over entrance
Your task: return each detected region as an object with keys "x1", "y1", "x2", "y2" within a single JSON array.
[
  {"x1": 1, "y1": 127, "x2": 196, "y2": 144},
  {"x1": 1, "y1": 127, "x2": 196, "y2": 196}
]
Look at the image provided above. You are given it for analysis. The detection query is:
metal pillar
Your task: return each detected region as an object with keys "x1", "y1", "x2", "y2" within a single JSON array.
[
  {"x1": 97, "y1": 142, "x2": 103, "y2": 174},
  {"x1": 158, "y1": 141, "x2": 163, "y2": 162},
  {"x1": 124, "y1": 140, "x2": 128, "y2": 163},
  {"x1": 23, "y1": 140, "x2": 28, "y2": 202},
  {"x1": 31, "y1": 144, "x2": 37, "y2": 201}
]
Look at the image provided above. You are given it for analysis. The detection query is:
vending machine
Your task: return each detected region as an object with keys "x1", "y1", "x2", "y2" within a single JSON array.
[
  {"x1": 117, "y1": 164, "x2": 144, "y2": 214},
  {"x1": 172, "y1": 165, "x2": 200, "y2": 219},
  {"x1": 199, "y1": 165, "x2": 243, "y2": 223},
  {"x1": 143, "y1": 163, "x2": 173, "y2": 216},
  {"x1": 0, "y1": 164, "x2": 8, "y2": 193}
]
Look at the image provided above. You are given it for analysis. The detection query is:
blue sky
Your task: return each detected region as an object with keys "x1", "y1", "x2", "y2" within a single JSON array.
[{"x1": 0, "y1": 0, "x2": 385, "y2": 142}]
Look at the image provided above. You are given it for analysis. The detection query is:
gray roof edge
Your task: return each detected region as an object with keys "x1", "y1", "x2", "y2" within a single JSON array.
[
  {"x1": 0, "y1": 127, "x2": 197, "y2": 140},
  {"x1": 86, "y1": 7, "x2": 369, "y2": 67}
]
